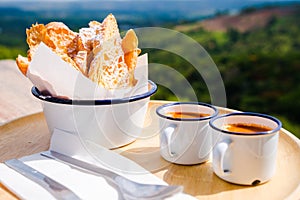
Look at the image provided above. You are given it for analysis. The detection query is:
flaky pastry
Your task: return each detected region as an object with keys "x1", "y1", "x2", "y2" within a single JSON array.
[{"x1": 16, "y1": 14, "x2": 140, "y2": 90}]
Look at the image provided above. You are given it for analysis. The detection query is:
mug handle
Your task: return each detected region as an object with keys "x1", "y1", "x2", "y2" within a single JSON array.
[
  {"x1": 163, "y1": 124, "x2": 177, "y2": 157},
  {"x1": 213, "y1": 139, "x2": 232, "y2": 176}
]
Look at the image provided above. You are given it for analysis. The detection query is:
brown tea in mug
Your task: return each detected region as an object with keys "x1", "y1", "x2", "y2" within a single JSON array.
[
  {"x1": 224, "y1": 123, "x2": 272, "y2": 134},
  {"x1": 166, "y1": 111, "x2": 210, "y2": 119}
]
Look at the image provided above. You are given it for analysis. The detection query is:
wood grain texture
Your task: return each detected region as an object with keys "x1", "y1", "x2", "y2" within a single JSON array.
[
  {"x1": 0, "y1": 112, "x2": 50, "y2": 163},
  {"x1": 0, "y1": 101, "x2": 299, "y2": 200},
  {"x1": 0, "y1": 60, "x2": 42, "y2": 126}
]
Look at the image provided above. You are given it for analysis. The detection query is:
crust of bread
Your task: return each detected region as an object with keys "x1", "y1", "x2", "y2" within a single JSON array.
[
  {"x1": 16, "y1": 55, "x2": 30, "y2": 75},
  {"x1": 122, "y1": 29, "x2": 140, "y2": 86},
  {"x1": 122, "y1": 29, "x2": 138, "y2": 53}
]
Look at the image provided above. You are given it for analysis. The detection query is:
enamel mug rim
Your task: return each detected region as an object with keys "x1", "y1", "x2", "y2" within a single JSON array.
[
  {"x1": 209, "y1": 112, "x2": 282, "y2": 136},
  {"x1": 156, "y1": 102, "x2": 219, "y2": 121}
]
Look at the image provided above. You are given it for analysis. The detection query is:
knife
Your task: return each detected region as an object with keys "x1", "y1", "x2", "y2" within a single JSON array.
[{"x1": 4, "y1": 159, "x2": 81, "y2": 200}]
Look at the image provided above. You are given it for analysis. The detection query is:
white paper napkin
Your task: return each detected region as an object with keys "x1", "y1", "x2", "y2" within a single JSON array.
[
  {"x1": 27, "y1": 43, "x2": 149, "y2": 100},
  {"x1": 0, "y1": 129, "x2": 196, "y2": 200}
]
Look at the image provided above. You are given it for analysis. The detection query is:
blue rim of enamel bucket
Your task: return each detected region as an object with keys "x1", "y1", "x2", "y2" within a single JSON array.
[{"x1": 31, "y1": 80, "x2": 157, "y2": 105}]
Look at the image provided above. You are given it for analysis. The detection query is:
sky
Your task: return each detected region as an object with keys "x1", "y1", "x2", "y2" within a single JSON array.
[
  {"x1": 0, "y1": 0, "x2": 298, "y2": 15},
  {"x1": 0, "y1": 0, "x2": 299, "y2": 1}
]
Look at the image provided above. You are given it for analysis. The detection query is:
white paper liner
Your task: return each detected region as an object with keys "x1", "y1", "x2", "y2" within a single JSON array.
[{"x1": 27, "y1": 43, "x2": 148, "y2": 100}]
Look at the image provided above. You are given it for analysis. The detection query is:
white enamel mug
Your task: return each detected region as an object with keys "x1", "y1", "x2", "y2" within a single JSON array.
[
  {"x1": 156, "y1": 102, "x2": 218, "y2": 165},
  {"x1": 209, "y1": 112, "x2": 282, "y2": 185}
]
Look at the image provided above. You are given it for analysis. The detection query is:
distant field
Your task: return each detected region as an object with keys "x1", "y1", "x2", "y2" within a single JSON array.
[{"x1": 175, "y1": 6, "x2": 298, "y2": 32}]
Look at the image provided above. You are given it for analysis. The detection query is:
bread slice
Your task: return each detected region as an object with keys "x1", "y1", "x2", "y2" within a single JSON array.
[
  {"x1": 16, "y1": 23, "x2": 46, "y2": 75},
  {"x1": 122, "y1": 29, "x2": 141, "y2": 86},
  {"x1": 16, "y1": 22, "x2": 79, "y2": 75},
  {"x1": 88, "y1": 14, "x2": 140, "y2": 89},
  {"x1": 16, "y1": 14, "x2": 141, "y2": 90}
]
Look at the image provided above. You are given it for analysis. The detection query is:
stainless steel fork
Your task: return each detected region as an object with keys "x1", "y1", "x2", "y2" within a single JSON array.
[{"x1": 41, "y1": 151, "x2": 183, "y2": 200}]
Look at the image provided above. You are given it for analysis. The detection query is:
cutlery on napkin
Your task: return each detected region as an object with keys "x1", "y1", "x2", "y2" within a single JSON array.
[{"x1": 0, "y1": 129, "x2": 196, "y2": 199}]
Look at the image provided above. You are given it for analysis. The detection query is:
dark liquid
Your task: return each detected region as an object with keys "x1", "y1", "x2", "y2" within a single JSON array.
[
  {"x1": 166, "y1": 111, "x2": 210, "y2": 119},
  {"x1": 224, "y1": 123, "x2": 272, "y2": 134}
]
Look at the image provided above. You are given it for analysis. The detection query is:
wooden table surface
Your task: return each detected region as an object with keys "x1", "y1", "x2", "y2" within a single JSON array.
[
  {"x1": 1, "y1": 101, "x2": 300, "y2": 200},
  {"x1": 0, "y1": 60, "x2": 42, "y2": 126}
]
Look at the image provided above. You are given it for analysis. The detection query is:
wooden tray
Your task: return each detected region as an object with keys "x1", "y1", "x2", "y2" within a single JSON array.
[{"x1": 1, "y1": 101, "x2": 300, "y2": 200}]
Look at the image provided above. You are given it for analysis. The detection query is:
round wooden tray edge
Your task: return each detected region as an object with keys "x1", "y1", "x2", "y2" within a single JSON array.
[
  {"x1": 279, "y1": 128, "x2": 300, "y2": 200},
  {"x1": 0, "y1": 111, "x2": 43, "y2": 128}
]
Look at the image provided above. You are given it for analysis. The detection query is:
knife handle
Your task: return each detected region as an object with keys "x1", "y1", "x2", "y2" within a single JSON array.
[{"x1": 5, "y1": 159, "x2": 81, "y2": 200}]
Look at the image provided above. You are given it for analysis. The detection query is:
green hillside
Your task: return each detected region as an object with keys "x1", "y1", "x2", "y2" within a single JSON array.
[
  {"x1": 0, "y1": 5, "x2": 299, "y2": 137},
  {"x1": 148, "y1": 6, "x2": 300, "y2": 137}
]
